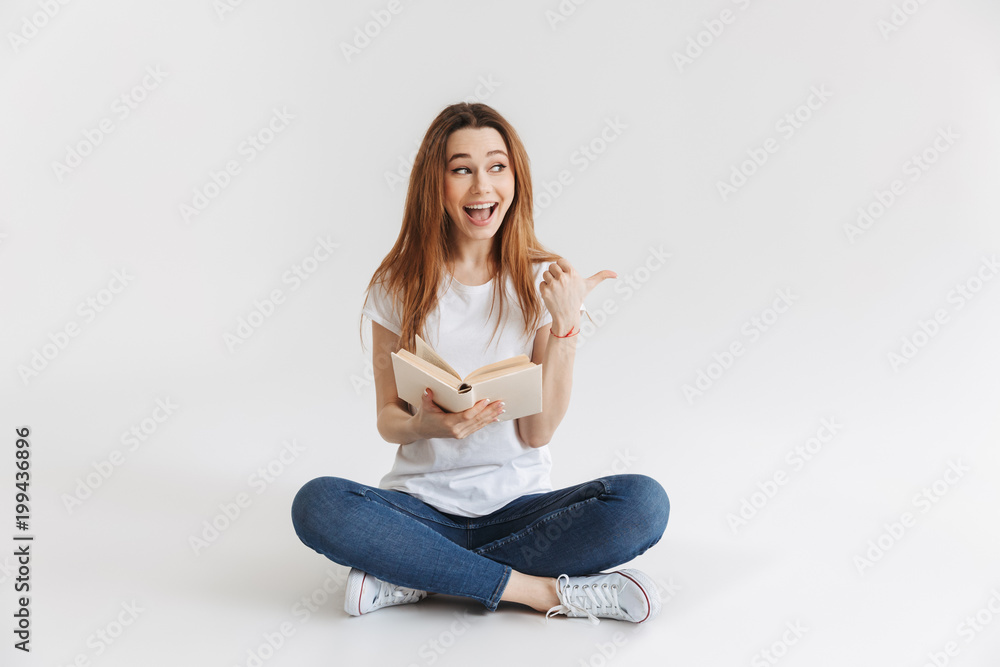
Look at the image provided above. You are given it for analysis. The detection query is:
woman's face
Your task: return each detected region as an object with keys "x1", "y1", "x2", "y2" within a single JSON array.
[{"x1": 443, "y1": 126, "x2": 515, "y2": 244}]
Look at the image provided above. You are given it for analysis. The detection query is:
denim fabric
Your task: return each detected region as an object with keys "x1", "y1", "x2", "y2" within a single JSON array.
[{"x1": 290, "y1": 473, "x2": 669, "y2": 611}]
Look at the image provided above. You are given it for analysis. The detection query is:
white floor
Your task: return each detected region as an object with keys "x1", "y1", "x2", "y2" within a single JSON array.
[{"x1": 10, "y1": 343, "x2": 1000, "y2": 667}]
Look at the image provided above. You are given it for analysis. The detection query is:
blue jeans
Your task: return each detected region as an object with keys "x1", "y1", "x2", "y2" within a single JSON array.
[{"x1": 290, "y1": 473, "x2": 669, "y2": 611}]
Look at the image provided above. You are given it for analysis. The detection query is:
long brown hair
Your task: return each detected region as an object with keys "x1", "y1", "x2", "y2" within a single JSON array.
[{"x1": 360, "y1": 102, "x2": 562, "y2": 354}]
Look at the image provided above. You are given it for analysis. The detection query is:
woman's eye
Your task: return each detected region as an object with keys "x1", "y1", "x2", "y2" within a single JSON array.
[{"x1": 451, "y1": 164, "x2": 507, "y2": 175}]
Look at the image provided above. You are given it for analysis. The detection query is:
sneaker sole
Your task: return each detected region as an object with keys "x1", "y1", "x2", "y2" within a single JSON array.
[
  {"x1": 616, "y1": 568, "x2": 661, "y2": 623},
  {"x1": 344, "y1": 567, "x2": 367, "y2": 616}
]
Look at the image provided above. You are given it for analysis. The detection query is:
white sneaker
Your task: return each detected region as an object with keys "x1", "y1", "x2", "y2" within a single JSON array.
[
  {"x1": 344, "y1": 568, "x2": 429, "y2": 616},
  {"x1": 545, "y1": 569, "x2": 661, "y2": 624}
]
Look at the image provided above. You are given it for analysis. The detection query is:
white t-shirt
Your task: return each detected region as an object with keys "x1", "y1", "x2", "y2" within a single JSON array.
[{"x1": 362, "y1": 261, "x2": 585, "y2": 517}]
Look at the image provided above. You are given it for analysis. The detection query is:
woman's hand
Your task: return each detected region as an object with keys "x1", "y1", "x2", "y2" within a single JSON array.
[
  {"x1": 539, "y1": 259, "x2": 617, "y2": 332},
  {"x1": 411, "y1": 388, "x2": 506, "y2": 440}
]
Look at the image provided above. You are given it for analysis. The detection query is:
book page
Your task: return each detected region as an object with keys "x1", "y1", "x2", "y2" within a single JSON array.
[
  {"x1": 414, "y1": 335, "x2": 462, "y2": 380},
  {"x1": 466, "y1": 356, "x2": 534, "y2": 384},
  {"x1": 393, "y1": 349, "x2": 463, "y2": 390}
]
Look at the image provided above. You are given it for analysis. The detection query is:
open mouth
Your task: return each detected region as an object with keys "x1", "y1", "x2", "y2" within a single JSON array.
[{"x1": 463, "y1": 202, "x2": 498, "y2": 225}]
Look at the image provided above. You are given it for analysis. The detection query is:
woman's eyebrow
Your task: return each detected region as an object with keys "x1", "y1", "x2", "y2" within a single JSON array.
[{"x1": 447, "y1": 149, "x2": 509, "y2": 163}]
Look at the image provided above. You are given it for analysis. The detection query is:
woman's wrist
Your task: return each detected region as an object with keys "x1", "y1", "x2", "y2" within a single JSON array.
[
  {"x1": 550, "y1": 318, "x2": 581, "y2": 338},
  {"x1": 381, "y1": 404, "x2": 423, "y2": 445},
  {"x1": 405, "y1": 411, "x2": 426, "y2": 443}
]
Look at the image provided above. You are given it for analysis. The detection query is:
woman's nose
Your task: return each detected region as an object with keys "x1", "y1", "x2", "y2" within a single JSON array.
[{"x1": 471, "y1": 171, "x2": 491, "y2": 193}]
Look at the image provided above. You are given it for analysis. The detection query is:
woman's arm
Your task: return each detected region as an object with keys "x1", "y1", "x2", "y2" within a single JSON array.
[
  {"x1": 372, "y1": 321, "x2": 424, "y2": 445},
  {"x1": 515, "y1": 317, "x2": 580, "y2": 448}
]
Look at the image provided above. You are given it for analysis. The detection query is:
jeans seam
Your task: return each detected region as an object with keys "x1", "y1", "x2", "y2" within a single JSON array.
[
  {"x1": 470, "y1": 500, "x2": 548, "y2": 528},
  {"x1": 362, "y1": 488, "x2": 464, "y2": 529},
  {"x1": 487, "y1": 565, "x2": 511, "y2": 611},
  {"x1": 468, "y1": 480, "x2": 609, "y2": 529},
  {"x1": 471, "y1": 506, "x2": 547, "y2": 528},
  {"x1": 474, "y1": 497, "x2": 598, "y2": 556}
]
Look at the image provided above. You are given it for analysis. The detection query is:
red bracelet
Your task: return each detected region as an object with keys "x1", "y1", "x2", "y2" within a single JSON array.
[{"x1": 551, "y1": 325, "x2": 580, "y2": 338}]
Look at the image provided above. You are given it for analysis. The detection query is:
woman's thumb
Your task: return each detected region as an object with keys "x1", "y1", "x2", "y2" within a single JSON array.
[{"x1": 421, "y1": 387, "x2": 441, "y2": 413}]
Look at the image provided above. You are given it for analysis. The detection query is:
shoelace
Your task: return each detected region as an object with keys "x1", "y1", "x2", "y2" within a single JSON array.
[
  {"x1": 376, "y1": 580, "x2": 425, "y2": 607},
  {"x1": 545, "y1": 574, "x2": 623, "y2": 625}
]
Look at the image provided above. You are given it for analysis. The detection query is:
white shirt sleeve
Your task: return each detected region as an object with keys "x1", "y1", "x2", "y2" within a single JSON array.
[{"x1": 361, "y1": 281, "x2": 402, "y2": 336}]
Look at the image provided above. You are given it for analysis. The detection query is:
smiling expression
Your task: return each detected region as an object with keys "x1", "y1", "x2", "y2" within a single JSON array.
[{"x1": 443, "y1": 127, "x2": 515, "y2": 241}]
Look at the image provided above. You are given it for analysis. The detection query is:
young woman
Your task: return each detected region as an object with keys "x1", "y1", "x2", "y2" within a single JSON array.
[{"x1": 291, "y1": 102, "x2": 669, "y2": 624}]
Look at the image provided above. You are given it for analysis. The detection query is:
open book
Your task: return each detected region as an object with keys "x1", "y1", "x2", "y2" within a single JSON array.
[{"x1": 390, "y1": 335, "x2": 542, "y2": 422}]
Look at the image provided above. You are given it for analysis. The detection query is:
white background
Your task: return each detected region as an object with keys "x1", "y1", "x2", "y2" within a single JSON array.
[{"x1": 2, "y1": 0, "x2": 1000, "y2": 665}]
